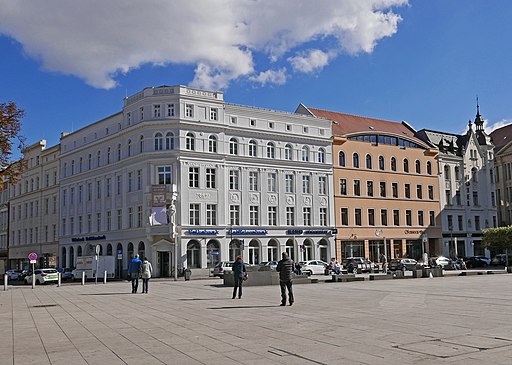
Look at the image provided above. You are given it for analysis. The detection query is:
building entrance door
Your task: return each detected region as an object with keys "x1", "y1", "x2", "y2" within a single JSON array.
[{"x1": 158, "y1": 251, "x2": 170, "y2": 277}]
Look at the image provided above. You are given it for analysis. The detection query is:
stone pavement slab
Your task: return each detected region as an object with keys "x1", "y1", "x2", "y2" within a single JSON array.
[{"x1": 2, "y1": 274, "x2": 512, "y2": 364}]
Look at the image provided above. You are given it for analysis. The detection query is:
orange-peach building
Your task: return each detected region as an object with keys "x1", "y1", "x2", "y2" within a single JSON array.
[{"x1": 298, "y1": 105, "x2": 442, "y2": 262}]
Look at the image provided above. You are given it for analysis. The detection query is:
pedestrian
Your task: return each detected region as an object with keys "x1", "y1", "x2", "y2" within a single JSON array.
[
  {"x1": 141, "y1": 256, "x2": 153, "y2": 294},
  {"x1": 276, "y1": 252, "x2": 294, "y2": 306},
  {"x1": 128, "y1": 254, "x2": 142, "y2": 293},
  {"x1": 232, "y1": 255, "x2": 246, "y2": 299},
  {"x1": 380, "y1": 252, "x2": 388, "y2": 273}
]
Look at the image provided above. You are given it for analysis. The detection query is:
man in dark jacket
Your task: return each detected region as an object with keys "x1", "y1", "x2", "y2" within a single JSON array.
[
  {"x1": 128, "y1": 254, "x2": 142, "y2": 293},
  {"x1": 232, "y1": 255, "x2": 246, "y2": 299},
  {"x1": 276, "y1": 252, "x2": 294, "y2": 306}
]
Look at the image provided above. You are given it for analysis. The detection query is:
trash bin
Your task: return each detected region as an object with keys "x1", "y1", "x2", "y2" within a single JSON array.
[{"x1": 184, "y1": 268, "x2": 191, "y2": 281}]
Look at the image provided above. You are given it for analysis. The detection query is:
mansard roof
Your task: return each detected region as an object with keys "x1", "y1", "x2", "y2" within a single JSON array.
[{"x1": 490, "y1": 123, "x2": 512, "y2": 154}]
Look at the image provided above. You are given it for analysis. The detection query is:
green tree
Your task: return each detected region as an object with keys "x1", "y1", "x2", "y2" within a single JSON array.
[
  {"x1": 0, "y1": 101, "x2": 25, "y2": 182},
  {"x1": 482, "y1": 226, "x2": 512, "y2": 250}
]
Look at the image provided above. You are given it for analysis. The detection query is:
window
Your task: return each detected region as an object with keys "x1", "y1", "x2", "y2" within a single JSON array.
[
  {"x1": 165, "y1": 132, "x2": 174, "y2": 150},
  {"x1": 185, "y1": 104, "x2": 194, "y2": 118},
  {"x1": 355, "y1": 209, "x2": 362, "y2": 226},
  {"x1": 366, "y1": 154, "x2": 372, "y2": 169},
  {"x1": 285, "y1": 174, "x2": 294, "y2": 193},
  {"x1": 140, "y1": 106, "x2": 144, "y2": 121},
  {"x1": 268, "y1": 206, "x2": 277, "y2": 226},
  {"x1": 96, "y1": 213, "x2": 101, "y2": 232},
  {"x1": 339, "y1": 151, "x2": 346, "y2": 166},
  {"x1": 391, "y1": 157, "x2": 397, "y2": 171},
  {"x1": 249, "y1": 171, "x2": 258, "y2": 191},
  {"x1": 418, "y1": 211, "x2": 424, "y2": 226},
  {"x1": 189, "y1": 167, "x2": 199, "y2": 188},
  {"x1": 158, "y1": 166, "x2": 171, "y2": 185},
  {"x1": 367, "y1": 181, "x2": 374, "y2": 197},
  {"x1": 341, "y1": 208, "x2": 349, "y2": 225},
  {"x1": 186, "y1": 133, "x2": 195, "y2": 150},
  {"x1": 444, "y1": 165, "x2": 450, "y2": 180},
  {"x1": 229, "y1": 138, "x2": 238, "y2": 155},
  {"x1": 87, "y1": 182, "x2": 92, "y2": 200},
  {"x1": 251, "y1": 119, "x2": 256, "y2": 127},
  {"x1": 210, "y1": 108, "x2": 218, "y2": 121},
  {"x1": 249, "y1": 206, "x2": 259, "y2": 225},
  {"x1": 127, "y1": 140, "x2": 132, "y2": 157},
  {"x1": 416, "y1": 185, "x2": 423, "y2": 199},
  {"x1": 117, "y1": 209, "x2": 122, "y2": 229},
  {"x1": 429, "y1": 211, "x2": 435, "y2": 226},
  {"x1": 206, "y1": 168, "x2": 216, "y2": 188},
  {"x1": 167, "y1": 103, "x2": 175, "y2": 117},
  {"x1": 153, "y1": 104, "x2": 161, "y2": 118},
  {"x1": 230, "y1": 116, "x2": 237, "y2": 124},
  {"x1": 267, "y1": 143, "x2": 276, "y2": 158},
  {"x1": 302, "y1": 175, "x2": 311, "y2": 194},
  {"x1": 353, "y1": 153, "x2": 359, "y2": 168},
  {"x1": 303, "y1": 207, "x2": 311, "y2": 226},
  {"x1": 137, "y1": 206, "x2": 143, "y2": 227},
  {"x1": 458, "y1": 215, "x2": 463, "y2": 231},
  {"x1": 208, "y1": 135, "x2": 217, "y2": 153},
  {"x1": 127, "y1": 112, "x2": 132, "y2": 124},
  {"x1": 405, "y1": 184, "x2": 411, "y2": 199},
  {"x1": 286, "y1": 207, "x2": 295, "y2": 225},
  {"x1": 415, "y1": 160, "x2": 421, "y2": 174},
  {"x1": 427, "y1": 161, "x2": 432, "y2": 175},
  {"x1": 230, "y1": 205, "x2": 240, "y2": 225},
  {"x1": 368, "y1": 209, "x2": 375, "y2": 226},
  {"x1": 117, "y1": 144, "x2": 122, "y2": 161},
  {"x1": 403, "y1": 159, "x2": 409, "y2": 173},
  {"x1": 380, "y1": 181, "x2": 386, "y2": 197},
  {"x1": 406, "y1": 210, "x2": 412, "y2": 226},
  {"x1": 340, "y1": 179, "x2": 347, "y2": 195},
  {"x1": 428, "y1": 186, "x2": 434, "y2": 200},
  {"x1": 285, "y1": 144, "x2": 293, "y2": 160},
  {"x1": 301, "y1": 146, "x2": 309, "y2": 162},
  {"x1": 318, "y1": 148, "x2": 325, "y2": 163},
  {"x1": 319, "y1": 208, "x2": 327, "y2": 226},
  {"x1": 137, "y1": 170, "x2": 142, "y2": 190},
  {"x1": 473, "y1": 191, "x2": 479, "y2": 206},
  {"x1": 318, "y1": 176, "x2": 327, "y2": 195},
  {"x1": 353, "y1": 180, "x2": 361, "y2": 196},
  {"x1": 128, "y1": 208, "x2": 134, "y2": 228},
  {"x1": 154, "y1": 132, "x2": 163, "y2": 151},
  {"x1": 116, "y1": 175, "x2": 122, "y2": 195},
  {"x1": 393, "y1": 210, "x2": 400, "y2": 226},
  {"x1": 392, "y1": 183, "x2": 398, "y2": 198},
  {"x1": 381, "y1": 209, "x2": 388, "y2": 226},
  {"x1": 268, "y1": 173, "x2": 277, "y2": 192},
  {"x1": 139, "y1": 135, "x2": 144, "y2": 153},
  {"x1": 249, "y1": 140, "x2": 257, "y2": 157},
  {"x1": 229, "y1": 170, "x2": 240, "y2": 190},
  {"x1": 189, "y1": 204, "x2": 200, "y2": 225},
  {"x1": 107, "y1": 148, "x2": 111, "y2": 164},
  {"x1": 206, "y1": 204, "x2": 217, "y2": 225}
]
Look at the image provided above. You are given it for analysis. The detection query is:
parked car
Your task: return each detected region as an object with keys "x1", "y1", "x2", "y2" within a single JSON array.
[
  {"x1": 24, "y1": 268, "x2": 59, "y2": 285},
  {"x1": 259, "y1": 261, "x2": 278, "y2": 270},
  {"x1": 430, "y1": 256, "x2": 452, "y2": 268},
  {"x1": 212, "y1": 261, "x2": 233, "y2": 278},
  {"x1": 58, "y1": 268, "x2": 74, "y2": 280},
  {"x1": 299, "y1": 260, "x2": 328, "y2": 275},
  {"x1": 5, "y1": 269, "x2": 22, "y2": 280},
  {"x1": 464, "y1": 256, "x2": 491, "y2": 268},
  {"x1": 342, "y1": 257, "x2": 378, "y2": 273},
  {"x1": 492, "y1": 254, "x2": 512, "y2": 266},
  {"x1": 389, "y1": 258, "x2": 418, "y2": 272}
]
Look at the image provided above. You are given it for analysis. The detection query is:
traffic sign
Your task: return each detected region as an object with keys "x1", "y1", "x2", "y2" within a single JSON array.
[{"x1": 28, "y1": 252, "x2": 38, "y2": 261}]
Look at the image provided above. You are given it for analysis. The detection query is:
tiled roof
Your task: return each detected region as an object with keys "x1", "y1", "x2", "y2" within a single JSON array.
[{"x1": 490, "y1": 124, "x2": 512, "y2": 153}]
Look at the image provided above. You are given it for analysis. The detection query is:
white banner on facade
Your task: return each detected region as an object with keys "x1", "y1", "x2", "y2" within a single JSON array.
[{"x1": 149, "y1": 206, "x2": 167, "y2": 226}]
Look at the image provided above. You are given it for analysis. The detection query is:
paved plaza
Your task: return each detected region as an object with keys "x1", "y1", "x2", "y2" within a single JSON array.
[{"x1": 1, "y1": 273, "x2": 512, "y2": 365}]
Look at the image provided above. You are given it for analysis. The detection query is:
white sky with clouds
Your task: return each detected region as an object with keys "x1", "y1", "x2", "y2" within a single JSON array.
[{"x1": 0, "y1": 0, "x2": 407, "y2": 90}]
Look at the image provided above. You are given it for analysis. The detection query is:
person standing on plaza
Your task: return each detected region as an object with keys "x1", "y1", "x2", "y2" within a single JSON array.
[
  {"x1": 232, "y1": 255, "x2": 246, "y2": 299},
  {"x1": 276, "y1": 252, "x2": 294, "y2": 306},
  {"x1": 128, "y1": 254, "x2": 142, "y2": 293},
  {"x1": 380, "y1": 252, "x2": 388, "y2": 273},
  {"x1": 141, "y1": 256, "x2": 153, "y2": 294}
]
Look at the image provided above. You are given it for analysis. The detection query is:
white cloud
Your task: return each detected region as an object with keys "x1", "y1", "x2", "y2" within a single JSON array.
[
  {"x1": 0, "y1": 0, "x2": 407, "y2": 90},
  {"x1": 249, "y1": 68, "x2": 287, "y2": 86},
  {"x1": 288, "y1": 49, "x2": 336, "y2": 74},
  {"x1": 485, "y1": 119, "x2": 512, "y2": 134}
]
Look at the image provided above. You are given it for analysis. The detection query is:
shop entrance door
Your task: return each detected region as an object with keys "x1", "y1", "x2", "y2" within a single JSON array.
[{"x1": 158, "y1": 251, "x2": 170, "y2": 277}]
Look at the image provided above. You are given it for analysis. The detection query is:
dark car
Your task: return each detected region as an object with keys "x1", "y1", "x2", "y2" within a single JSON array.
[
  {"x1": 389, "y1": 258, "x2": 418, "y2": 271},
  {"x1": 464, "y1": 256, "x2": 491, "y2": 268},
  {"x1": 58, "y1": 268, "x2": 73, "y2": 280},
  {"x1": 342, "y1": 257, "x2": 377, "y2": 273}
]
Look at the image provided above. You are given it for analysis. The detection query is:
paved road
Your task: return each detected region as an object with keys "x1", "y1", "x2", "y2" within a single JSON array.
[{"x1": 1, "y1": 273, "x2": 512, "y2": 365}]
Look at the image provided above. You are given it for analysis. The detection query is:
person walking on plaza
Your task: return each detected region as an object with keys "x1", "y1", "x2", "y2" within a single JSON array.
[
  {"x1": 141, "y1": 257, "x2": 153, "y2": 294},
  {"x1": 276, "y1": 252, "x2": 294, "y2": 306},
  {"x1": 232, "y1": 255, "x2": 246, "y2": 299},
  {"x1": 128, "y1": 254, "x2": 142, "y2": 293},
  {"x1": 380, "y1": 252, "x2": 388, "y2": 273}
]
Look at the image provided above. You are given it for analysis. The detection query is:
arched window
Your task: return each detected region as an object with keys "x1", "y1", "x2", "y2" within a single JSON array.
[
  {"x1": 318, "y1": 148, "x2": 325, "y2": 163},
  {"x1": 229, "y1": 138, "x2": 238, "y2": 155},
  {"x1": 117, "y1": 144, "x2": 122, "y2": 161},
  {"x1": 77, "y1": 245, "x2": 82, "y2": 257},
  {"x1": 391, "y1": 157, "x2": 397, "y2": 171},
  {"x1": 427, "y1": 161, "x2": 432, "y2": 175},
  {"x1": 154, "y1": 132, "x2": 163, "y2": 151},
  {"x1": 248, "y1": 140, "x2": 257, "y2": 157},
  {"x1": 353, "y1": 153, "x2": 359, "y2": 168},
  {"x1": 366, "y1": 154, "x2": 372, "y2": 169},
  {"x1": 79, "y1": 157, "x2": 83, "y2": 173},
  {"x1": 454, "y1": 166, "x2": 460, "y2": 180},
  {"x1": 127, "y1": 140, "x2": 132, "y2": 157},
  {"x1": 339, "y1": 151, "x2": 346, "y2": 167},
  {"x1": 301, "y1": 146, "x2": 309, "y2": 162},
  {"x1": 403, "y1": 158, "x2": 409, "y2": 173},
  {"x1": 96, "y1": 151, "x2": 101, "y2": 167},
  {"x1": 415, "y1": 160, "x2": 421, "y2": 174},
  {"x1": 187, "y1": 241, "x2": 201, "y2": 268},
  {"x1": 284, "y1": 144, "x2": 293, "y2": 160},
  {"x1": 165, "y1": 132, "x2": 174, "y2": 150},
  {"x1": 138, "y1": 241, "x2": 145, "y2": 259},
  {"x1": 107, "y1": 243, "x2": 113, "y2": 256},
  {"x1": 378, "y1": 156, "x2": 385, "y2": 170},
  {"x1": 444, "y1": 165, "x2": 451, "y2": 180},
  {"x1": 139, "y1": 135, "x2": 144, "y2": 153},
  {"x1": 88, "y1": 154, "x2": 92, "y2": 169},
  {"x1": 107, "y1": 148, "x2": 111, "y2": 164},
  {"x1": 127, "y1": 242, "x2": 134, "y2": 259},
  {"x1": 71, "y1": 160, "x2": 75, "y2": 175},
  {"x1": 186, "y1": 133, "x2": 195, "y2": 151},
  {"x1": 266, "y1": 142, "x2": 275, "y2": 158},
  {"x1": 208, "y1": 135, "x2": 217, "y2": 153},
  {"x1": 207, "y1": 240, "x2": 221, "y2": 268},
  {"x1": 471, "y1": 167, "x2": 478, "y2": 183}
]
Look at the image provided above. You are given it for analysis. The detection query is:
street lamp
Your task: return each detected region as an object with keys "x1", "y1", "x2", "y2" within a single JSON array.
[{"x1": 448, "y1": 224, "x2": 453, "y2": 258}]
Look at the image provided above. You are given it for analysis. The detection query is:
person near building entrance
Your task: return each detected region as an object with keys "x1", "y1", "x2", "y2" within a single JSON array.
[
  {"x1": 141, "y1": 257, "x2": 153, "y2": 294},
  {"x1": 380, "y1": 252, "x2": 388, "y2": 273},
  {"x1": 276, "y1": 252, "x2": 294, "y2": 306},
  {"x1": 232, "y1": 255, "x2": 246, "y2": 299},
  {"x1": 128, "y1": 254, "x2": 143, "y2": 293}
]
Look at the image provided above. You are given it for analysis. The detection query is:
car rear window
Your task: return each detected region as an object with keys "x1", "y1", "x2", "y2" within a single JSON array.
[{"x1": 43, "y1": 269, "x2": 58, "y2": 273}]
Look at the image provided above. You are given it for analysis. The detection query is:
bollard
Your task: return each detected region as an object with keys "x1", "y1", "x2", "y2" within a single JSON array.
[
  {"x1": 32, "y1": 273, "x2": 35, "y2": 289},
  {"x1": 82, "y1": 271, "x2": 85, "y2": 285},
  {"x1": 3, "y1": 274, "x2": 7, "y2": 291},
  {"x1": 57, "y1": 272, "x2": 61, "y2": 287},
  {"x1": 103, "y1": 271, "x2": 107, "y2": 284}
]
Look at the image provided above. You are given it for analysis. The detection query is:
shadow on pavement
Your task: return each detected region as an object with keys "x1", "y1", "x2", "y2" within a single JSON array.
[
  {"x1": 80, "y1": 293, "x2": 133, "y2": 296},
  {"x1": 208, "y1": 305, "x2": 280, "y2": 309}
]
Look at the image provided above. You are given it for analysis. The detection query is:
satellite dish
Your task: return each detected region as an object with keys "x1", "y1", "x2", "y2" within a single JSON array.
[{"x1": 375, "y1": 229, "x2": 382, "y2": 237}]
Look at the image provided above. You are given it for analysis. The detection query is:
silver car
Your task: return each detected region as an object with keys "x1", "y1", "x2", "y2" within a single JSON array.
[
  {"x1": 299, "y1": 260, "x2": 328, "y2": 275},
  {"x1": 212, "y1": 261, "x2": 233, "y2": 278}
]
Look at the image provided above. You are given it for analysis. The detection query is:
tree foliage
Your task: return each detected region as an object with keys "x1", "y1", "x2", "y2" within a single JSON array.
[
  {"x1": 0, "y1": 101, "x2": 26, "y2": 182},
  {"x1": 482, "y1": 226, "x2": 512, "y2": 250}
]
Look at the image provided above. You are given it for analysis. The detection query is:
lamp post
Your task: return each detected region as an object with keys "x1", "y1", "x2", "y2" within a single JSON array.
[{"x1": 449, "y1": 225, "x2": 453, "y2": 258}]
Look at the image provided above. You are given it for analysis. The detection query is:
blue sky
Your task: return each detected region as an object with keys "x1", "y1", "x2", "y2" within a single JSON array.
[{"x1": 0, "y1": 0, "x2": 510, "y2": 150}]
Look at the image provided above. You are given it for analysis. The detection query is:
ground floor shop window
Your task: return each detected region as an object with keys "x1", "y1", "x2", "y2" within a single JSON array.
[
  {"x1": 207, "y1": 240, "x2": 220, "y2": 268},
  {"x1": 268, "y1": 240, "x2": 278, "y2": 261},
  {"x1": 229, "y1": 240, "x2": 242, "y2": 261},
  {"x1": 286, "y1": 239, "x2": 295, "y2": 261},
  {"x1": 187, "y1": 241, "x2": 200, "y2": 268},
  {"x1": 248, "y1": 240, "x2": 260, "y2": 264},
  {"x1": 406, "y1": 240, "x2": 422, "y2": 260},
  {"x1": 342, "y1": 241, "x2": 364, "y2": 258}
]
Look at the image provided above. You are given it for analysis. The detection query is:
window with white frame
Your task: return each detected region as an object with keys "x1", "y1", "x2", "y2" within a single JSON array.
[
  {"x1": 154, "y1": 132, "x2": 163, "y2": 151},
  {"x1": 117, "y1": 175, "x2": 122, "y2": 195},
  {"x1": 229, "y1": 138, "x2": 238, "y2": 155},
  {"x1": 185, "y1": 104, "x2": 194, "y2": 118},
  {"x1": 229, "y1": 170, "x2": 239, "y2": 190},
  {"x1": 285, "y1": 174, "x2": 294, "y2": 193},
  {"x1": 247, "y1": 140, "x2": 256, "y2": 157},
  {"x1": 137, "y1": 206, "x2": 143, "y2": 227},
  {"x1": 107, "y1": 148, "x2": 111, "y2": 164},
  {"x1": 302, "y1": 175, "x2": 311, "y2": 194},
  {"x1": 284, "y1": 144, "x2": 293, "y2": 160},
  {"x1": 266, "y1": 142, "x2": 275, "y2": 158},
  {"x1": 189, "y1": 204, "x2": 200, "y2": 225},
  {"x1": 189, "y1": 167, "x2": 199, "y2": 188},
  {"x1": 153, "y1": 105, "x2": 161, "y2": 118},
  {"x1": 139, "y1": 135, "x2": 144, "y2": 153},
  {"x1": 230, "y1": 205, "x2": 240, "y2": 225},
  {"x1": 301, "y1": 146, "x2": 309, "y2": 162},
  {"x1": 186, "y1": 133, "x2": 195, "y2": 150},
  {"x1": 286, "y1": 207, "x2": 295, "y2": 226},
  {"x1": 165, "y1": 132, "x2": 174, "y2": 150},
  {"x1": 319, "y1": 208, "x2": 327, "y2": 226},
  {"x1": 249, "y1": 206, "x2": 259, "y2": 225},
  {"x1": 318, "y1": 148, "x2": 326, "y2": 163},
  {"x1": 127, "y1": 140, "x2": 132, "y2": 157},
  {"x1": 230, "y1": 116, "x2": 237, "y2": 124},
  {"x1": 127, "y1": 112, "x2": 131, "y2": 125},
  {"x1": 249, "y1": 171, "x2": 258, "y2": 191},
  {"x1": 303, "y1": 207, "x2": 311, "y2": 226},
  {"x1": 210, "y1": 108, "x2": 218, "y2": 121},
  {"x1": 208, "y1": 135, "x2": 217, "y2": 152},
  {"x1": 158, "y1": 166, "x2": 172, "y2": 185},
  {"x1": 250, "y1": 119, "x2": 256, "y2": 126},
  {"x1": 267, "y1": 172, "x2": 277, "y2": 192},
  {"x1": 206, "y1": 168, "x2": 216, "y2": 188},
  {"x1": 268, "y1": 206, "x2": 277, "y2": 226},
  {"x1": 318, "y1": 176, "x2": 327, "y2": 195},
  {"x1": 137, "y1": 170, "x2": 142, "y2": 190},
  {"x1": 206, "y1": 204, "x2": 217, "y2": 225},
  {"x1": 167, "y1": 104, "x2": 175, "y2": 117},
  {"x1": 128, "y1": 207, "x2": 134, "y2": 228},
  {"x1": 140, "y1": 106, "x2": 144, "y2": 121}
]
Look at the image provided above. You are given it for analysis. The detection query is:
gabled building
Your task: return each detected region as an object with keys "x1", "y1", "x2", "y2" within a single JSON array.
[
  {"x1": 490, "y1": 123, "x2": 512, "y2": 227},
  {"x1": 416, "y1": 105, "x2": 496, "y2": 258},
  {"x1": 297, "y1": 105, "x2": 442, "y2": 261}
]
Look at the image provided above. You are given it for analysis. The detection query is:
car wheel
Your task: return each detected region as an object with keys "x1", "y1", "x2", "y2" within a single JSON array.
[{"x1": 304, "y1": 270, "x2": 312, "y2": 276}]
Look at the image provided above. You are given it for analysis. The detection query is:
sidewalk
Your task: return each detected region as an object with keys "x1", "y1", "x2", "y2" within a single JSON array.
[{"x1": 1, "y1": 274, "x2": 512, "y2": 364}]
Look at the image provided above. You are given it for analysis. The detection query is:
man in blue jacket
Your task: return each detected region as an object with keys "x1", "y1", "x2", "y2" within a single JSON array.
[{"x1": 128, "y1": 254, "x2": 143, "y2": 293}]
